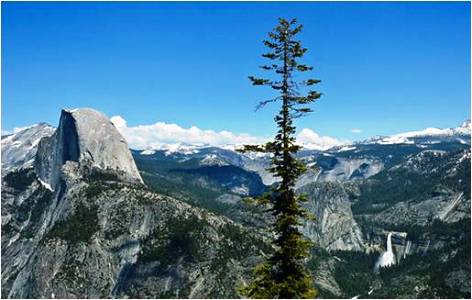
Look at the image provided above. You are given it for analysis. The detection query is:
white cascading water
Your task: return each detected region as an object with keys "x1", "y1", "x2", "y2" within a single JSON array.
[
  {"x1": 403, "y1": 240, "x2": 412, "y2": 259},
  {"x1": 375, "y1": 232, "x2": 395, "y2": 271}
]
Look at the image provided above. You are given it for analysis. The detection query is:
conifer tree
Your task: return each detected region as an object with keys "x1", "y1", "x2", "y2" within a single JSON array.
[{"x1": 239, "y1": 18, "x2": 321, "y2": 299}]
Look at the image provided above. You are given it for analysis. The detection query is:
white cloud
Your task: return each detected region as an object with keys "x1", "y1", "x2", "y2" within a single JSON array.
[
  {"x1": 110, "y1": 115, "x2": 269, "y2": 150},
  {"x1": 296, "y1": 128, "x2": 345, "y2": 150},
  {"x1": 110, "y1": 116, "x2": 127, "y2": 129},
  {"x1": 111, "y1": 115, "x2": 345, "y2": 151},
  {"x1": 351, "y1": 128, "x2": 362, "y2": 133}
]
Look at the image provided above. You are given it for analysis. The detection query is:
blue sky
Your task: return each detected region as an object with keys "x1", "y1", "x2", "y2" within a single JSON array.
[{"x1": 2, "y1": 1, "x2": 470, "y2": 143}]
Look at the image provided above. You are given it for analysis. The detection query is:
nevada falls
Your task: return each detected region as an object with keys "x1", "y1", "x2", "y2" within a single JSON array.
[{"x1": 1, "y1": 108, "x2": 470, "y2": 298}]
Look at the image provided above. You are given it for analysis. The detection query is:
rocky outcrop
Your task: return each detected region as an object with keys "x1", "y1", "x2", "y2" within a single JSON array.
[{"x1": 35, "y1": 108, "x2": 142, "y2": 188}]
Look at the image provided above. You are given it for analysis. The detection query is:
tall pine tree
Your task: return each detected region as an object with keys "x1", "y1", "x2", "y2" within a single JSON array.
[{"x1": 239, "y1": 18, "x2": 321, "y2": 299}]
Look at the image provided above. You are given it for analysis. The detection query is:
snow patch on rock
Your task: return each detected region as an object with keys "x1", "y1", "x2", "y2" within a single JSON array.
[{"x1": 1, "y1": 123, "x2": 55, "y2": 174}]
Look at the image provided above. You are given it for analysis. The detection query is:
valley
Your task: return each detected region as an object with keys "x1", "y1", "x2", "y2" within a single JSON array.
[{"x1": 1, "y1": 108, "x2": 470, "y2": 298}]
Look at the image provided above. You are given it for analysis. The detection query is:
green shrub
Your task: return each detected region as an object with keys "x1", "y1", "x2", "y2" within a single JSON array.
[
  {"x1": 139, "y1": 216, "x2": 208, "y2": 267},
  {"x1": 4, "y1": 168, "x2": 36, "y2": 191},
  {"x1": 87, "y1": 168, "x2": 120, "y2": 182},
  {"x1": 84, "y1": 182, "x2": 105, "y2": 198},
  {"x1": 48, "y1": 202, "x2": 99, "y2": 244}
]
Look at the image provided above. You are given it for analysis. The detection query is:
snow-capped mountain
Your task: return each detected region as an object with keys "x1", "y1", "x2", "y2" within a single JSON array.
[
  {"x1": 1, "y1": 123, "x2": 55, "y2": 174},
  {"x1": 131, "y1": 120, "x2": 471, "y2": 158},
  {"x1": 359, "y1": 120, "x2": 471, "y2": 146},
  {"x1": 3, "y1": 119, "x2": 469, "y2": 187},
  {"x1": 139, "y1": 143, "x2": 203, "y2": 156}
]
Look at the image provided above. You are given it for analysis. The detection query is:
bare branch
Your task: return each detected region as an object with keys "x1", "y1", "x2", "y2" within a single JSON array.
[{"x1": 255, "y1": 97, "x2": 280, "y2": 111}]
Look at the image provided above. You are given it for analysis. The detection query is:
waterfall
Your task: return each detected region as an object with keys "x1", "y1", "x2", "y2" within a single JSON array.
[
  {"x1": 386, "y1": 232, "x2": 393, "y2": 253},
  {"x1": 422, "y1": 239, "x2": 430, "y2": 255},
  {"x1": 374, "y1": 232, "x2": 395, "y2": 271},
  {"x1": 403, "y1": 240, "x2": 412, "y2": 259}
]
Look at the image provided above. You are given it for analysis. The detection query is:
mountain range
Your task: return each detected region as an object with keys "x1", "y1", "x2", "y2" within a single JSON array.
[{"x1": 1, "y1": 108, "x2": 470, "y2": 298}]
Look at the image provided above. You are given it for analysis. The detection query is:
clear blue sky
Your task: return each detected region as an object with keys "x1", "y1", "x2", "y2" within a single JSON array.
[{"x1": 2, "y1": 1, "x2": 470, "y2": 140}]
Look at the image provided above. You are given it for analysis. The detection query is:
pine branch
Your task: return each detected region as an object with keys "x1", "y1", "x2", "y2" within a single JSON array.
[
  {"x1": 263, "y1": 40, "x2": 278, "y2": 49},
  {"x1": 259, "y1": 64, "x2": 279, "y2": 70},
  {"x1": 248, "y1": 76, "x2": 271, "y2": 86},
  {"x1": 236, "y1": 142, "x2": 275, "y2": 154},
  {"x1": 307, "y1": 90, "x2": 322, "y2": 100},
  {"x1": 262, "y1": 52, "x2": 278, "y2": 60},
  {"x1": 296, "y1": 64, "x2": 313, "y2": 72},
  {"x1": 304, "y1": 79, "x2": 321, "y2": 86}
]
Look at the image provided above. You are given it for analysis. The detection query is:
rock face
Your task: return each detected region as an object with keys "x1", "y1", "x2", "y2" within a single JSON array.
[
  {"x1": 298, "y1": 181, "x2": 365, "y2": 251},
  {"x1": 367, "y1": 190, "x2": 470, "y2": 227},
  {"x1": 35, "y1": 108, "x2": 142, "y2": 188},
  {"x1": 1, "y1": 169, "x2": 266, "y2": 298},
  {"x1": 1, "y1": 108, "x2": 266, "y2": 298},
  {"x1": 1, "y1": 123, "x2": 55, "y2": 174},
  {"x1": 316, "y1": 157, "x2": 384, "y2": 182}
]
